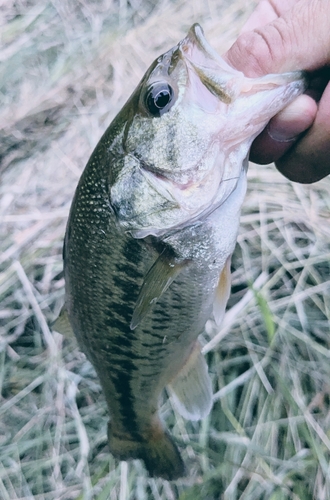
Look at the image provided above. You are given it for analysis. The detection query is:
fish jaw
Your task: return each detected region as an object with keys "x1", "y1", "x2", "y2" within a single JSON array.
[
  {"x1": 179, "y1": 23, "x2": 246, "y2": 105},
  {"x1": 109, "y1": 24, "x2": 306, "y2": 238},
  {"x1": 180, "y1": 23, "x2": 307, "y2": 145}
]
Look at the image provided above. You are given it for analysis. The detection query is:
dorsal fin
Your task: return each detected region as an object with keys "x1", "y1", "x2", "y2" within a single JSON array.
[{"x1": 130, "y1": 249, "x2": 188, "y2": 330}]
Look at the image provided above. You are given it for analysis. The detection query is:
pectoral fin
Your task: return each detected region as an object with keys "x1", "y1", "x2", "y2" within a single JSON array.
[
  {"x1": 167, "y1": 341, "x2": 213, "y2": 421},
  {"x1": 213, "y1": 255, "x2": 232, "y2": 326},
  {"x1": 52, "y1": 305, "x2": 74, "y2": 338},
  {"x1": 130, "y1": 249, "x2": 188, "y2": 330}
]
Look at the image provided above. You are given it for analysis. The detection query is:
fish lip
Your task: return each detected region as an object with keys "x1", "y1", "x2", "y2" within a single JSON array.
[
  {"x1": 138, "y1": 161, "x2": 194, "y2": 191},
  {"x1": 180, "y1": 23, "x2": 222, "y2": 64},
  {"x1": 132, "y1": 152, "x2": 214, "y2": 192},
  {"x1": 130, "y1": 153, "x2": 240, "y2": 221},
  {"x1": 122, "y1": 161, "x2": 242, "y2": 239},
  {"x1": 135, "y1": 157, "x2": 170, "y2": 183},
  {"x1": 129, "y1": 173, "x2": 241, "y2": 240}
]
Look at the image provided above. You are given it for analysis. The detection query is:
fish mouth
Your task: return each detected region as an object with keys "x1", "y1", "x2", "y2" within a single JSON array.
[
  {"x1": 138, "y1": 159, "x2": 197, "y2": 192},
  {"x1": 178, "y1": 24, "x2": 244, "y2": 105},
  {"x1": 136, "y1": 153, "x2": 239, "y2": 223},
  {"x1": 180, "y1": 24, "x2": 224, "y2": 66},
  {"x1": 179, "y1": 24, "x2": 307, "y2": 105},
  {"x1": 134, "y1": 150, "x2": 218, "y2": 194}
]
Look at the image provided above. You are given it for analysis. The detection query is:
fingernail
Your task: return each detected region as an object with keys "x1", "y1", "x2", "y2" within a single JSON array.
[
  {"x1": 267, "y1": 122, "x2": 300, "y2": 143},
  {"x1": 266, "y1": 95, "x2": 316, "y2": 143}
]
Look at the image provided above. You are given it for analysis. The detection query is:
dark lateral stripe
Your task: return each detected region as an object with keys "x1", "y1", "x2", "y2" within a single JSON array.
[{"x1": 105, "y1": 238, "x2": 146, "y2": 438}]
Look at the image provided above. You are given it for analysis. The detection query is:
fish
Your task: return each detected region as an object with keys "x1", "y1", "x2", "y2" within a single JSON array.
[{"x1": 55, "y1": 24, "x2": 306, "y2": 480}]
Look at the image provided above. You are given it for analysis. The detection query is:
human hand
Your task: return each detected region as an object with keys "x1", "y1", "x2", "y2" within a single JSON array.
[{"x1": 224, "y1": 0, "x2": 330, "y2": 183}]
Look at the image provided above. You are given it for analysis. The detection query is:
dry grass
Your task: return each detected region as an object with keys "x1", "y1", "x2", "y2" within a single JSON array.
[{"x1": 1, "y1": 1, "x2": 330, "y2": 499}]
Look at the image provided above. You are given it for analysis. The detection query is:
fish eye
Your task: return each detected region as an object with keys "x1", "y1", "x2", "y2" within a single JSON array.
[{"x1": 145, "y1": 82, "x2": 174, "y2": 117}]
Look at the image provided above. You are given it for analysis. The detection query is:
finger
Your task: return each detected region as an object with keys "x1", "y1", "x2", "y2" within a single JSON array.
[
  {"x1": 275, "y1": 81, "x2": 330, "y2": 183},
  {"x1": 250, "y1": 94, "x2": 317, "y2": 164},
  {"x1": 225, "y1": 0, "x2": 330, "y2": 77},
  {"x1": 240, "y1": 0, "x2": 298, "y2": 33}
]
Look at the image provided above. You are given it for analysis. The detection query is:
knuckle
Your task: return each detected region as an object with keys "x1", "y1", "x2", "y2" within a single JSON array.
[
  {"x1": 231, "y1": 19, "x2": 290, "y2": 76},
  {"x1": 229, "y1": 31, "x2": 275, "y2": 76}
]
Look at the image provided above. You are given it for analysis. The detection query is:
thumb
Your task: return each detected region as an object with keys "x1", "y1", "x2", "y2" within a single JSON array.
[{"x1": 225, "y1": 0, "x2": 330, "y2": 77}]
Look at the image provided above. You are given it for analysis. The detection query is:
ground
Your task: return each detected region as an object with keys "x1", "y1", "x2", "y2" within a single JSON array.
[{"x1": 1, "y1": 1, "x2": 330, "y2": 499}]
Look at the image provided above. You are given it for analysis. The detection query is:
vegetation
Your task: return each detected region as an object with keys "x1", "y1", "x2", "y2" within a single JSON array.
[{"x1": 1, "y1": 1, "x2": 330, "y2": 498}]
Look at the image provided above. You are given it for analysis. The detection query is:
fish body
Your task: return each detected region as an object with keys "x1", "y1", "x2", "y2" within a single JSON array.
[{"x1": 59, "y1": 25, "x2": 306, "y2": 479}]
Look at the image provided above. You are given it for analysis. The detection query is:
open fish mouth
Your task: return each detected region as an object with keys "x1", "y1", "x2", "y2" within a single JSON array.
[
  {"x1": 181, "y1": 23, "x2": 307, "y2": 106},
  {"x1": 111, "y1": 24, "x2": 306, "y2": 239},
  {"x1": 180, "y1": 24, "x2": 227, "y2": 69},
  {"x1": 179, "y1": 24, "x2": 243, "y2": 105}
]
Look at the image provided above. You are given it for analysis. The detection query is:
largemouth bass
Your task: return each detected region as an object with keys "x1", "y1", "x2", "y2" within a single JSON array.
[{"x1": 56, "y1": 24, "x2": 305, "y2": 480}]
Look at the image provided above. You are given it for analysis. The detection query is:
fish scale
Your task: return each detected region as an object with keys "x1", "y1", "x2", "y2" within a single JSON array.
[
  {"x1": 55, "y1": 24, "x2": 306, "y2": 479},
  {"x1": 65, "y1": 155, "x2": 217, "y2": 450}
]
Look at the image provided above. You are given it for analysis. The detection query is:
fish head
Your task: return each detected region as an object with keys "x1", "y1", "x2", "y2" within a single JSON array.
[{"x1": 109, "y1": 24, "x2": 306, "y2": 238}]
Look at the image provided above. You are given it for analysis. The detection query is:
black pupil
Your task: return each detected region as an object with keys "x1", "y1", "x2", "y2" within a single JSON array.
[
  {"x1": 146, "y1": 83, "x2": 173, "y2": 117},
  {"x1": 154, "y1": 90, "x2": 170, "y2": 109}
]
